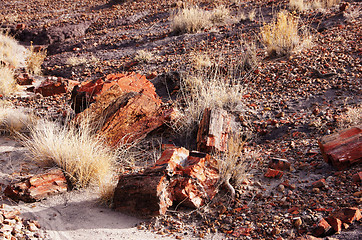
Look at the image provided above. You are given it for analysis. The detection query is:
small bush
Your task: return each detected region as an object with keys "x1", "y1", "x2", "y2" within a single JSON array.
[
  {"x1": 22, "y1": 119, "x2": 117, "y2": 189},
  {"x1": 0, "y1": 33, "x2": 27, "y2": 68},
  {"x1": 338, "y1": 105, "x2": 362, "y2": 129},
  {"x1": 0, "y1": 66, "x2": 18, "y2": 96},
  {"x1": 0, "y1": 101, "x2": 33, "y2": 134},
  {"x1": 171, "y1": 6, "x2": 211, "y2": 34},
  {"x1": 289, "y1": 0, "x2": 341, "y2": 11},
  {"x1": 26, "y1": 44, "x2": 46, "y2": 75},
  {"x1": 134, "y1": 50, "x2": 153, "y2": 63},
  {"x1": 210, "y1": 5, "x2": 231, "y2": 25},
  {"x1": 260, "y1": 11, "x2": 311, "y2": 57}
]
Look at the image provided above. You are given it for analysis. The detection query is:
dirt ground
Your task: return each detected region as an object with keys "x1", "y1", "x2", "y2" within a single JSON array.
[{"x1": 0, "y1": 0, "x2": 361, "y2": 239}]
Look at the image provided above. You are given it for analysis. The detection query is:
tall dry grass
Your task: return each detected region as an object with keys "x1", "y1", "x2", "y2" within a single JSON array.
[
  {"x1": 0, "y1": 33, "x2": 27, "y2": 68},
  {"x1": 0, "y1": 101, "x2": 34, "y2": 134},
  {"x1": 0, "y1": 66, "x2": 18, "y2": 96},
  {"x1": 21, "y1": 119, "x2": 118, "y2": 189},
  {"x1": 289, "y1": 0, "x2": 341, "y2": 11}
]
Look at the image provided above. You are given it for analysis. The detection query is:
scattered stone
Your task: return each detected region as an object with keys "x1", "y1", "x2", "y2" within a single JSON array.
[
  {"x1": 34, "y1": 77, "x2": 79, "y2": 97},
  {"x1": 4, "y1": 168, "x2": 68, "y2": 202},
  {"x1": 293, "y1": 217, "x2": 302, "y2": 228},
  {"x1": 352, "y1": 172, "x2": 362, "y2": 183},
  {"x1": 268, "y1": 158, "x2": 291, "y2": 171},
  {"x1": 331, "y1": 207, "x2": 361, "y2": 224},
  {"x1": 311, "y1": 178, "x2": 326, "y2": 188},
  {"x1": 264, "y1": 168, "x2": 284, "y2": 179},
  {"x1": 16, "y1": 73, "x2": 33, "y2": 85},
  {"x1": 312, "y1": 218, "x2": 332, "y2": 237},
  {"x1": 197, "y1": 108, "x2": 232, "y2": 153},
  {"x1": 113, "y1": 148, "x2": 219, "y2": 216},
  {"x1": 325, "y1": 216, "x2": 342, "y2": 233},
  {"x1": 318, "y1": 125, "x2": 362, "y2": 170}
]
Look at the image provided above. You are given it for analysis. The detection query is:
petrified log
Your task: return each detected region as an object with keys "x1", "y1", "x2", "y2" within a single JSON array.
[
  {"x1": 113, "y1": 148, "x2": 219, "y2": 217},
  {"x1": 4, "y1": 168, "x2": 68, "y2": 202},
  {"x1": 318, "y1": 125, "x2": 361, "y2": 170},
  {"x1": 73, "y1": 72, "x2": 166, "y2": 147},
  {"x1": 197, "y1": 108, "x2": 232, "y2": 152}
]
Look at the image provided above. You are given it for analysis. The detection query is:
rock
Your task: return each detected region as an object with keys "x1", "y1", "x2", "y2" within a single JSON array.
[
  {"x1": 16, "y1": 73, "x2": 33, "y2": 85},
  {"x1": 74, "y1": 72, "x2": 166, "y2": 147},
  {"x1": 264, "y1": 168, "x2": 283, "y2": 179},
  {"x1": 318, "y1": 125, "x2": 362, "y2": 170},
  {"x1": 325, "y1": 216, "x2": 342, "y2": 233},
  {"x1": 113, "y1": 148, "x2": 219, "y2": 217},
  {"x1": 268, "y1": 158, "x2": 291, "y2": 171},
  {"x1": 146, "y1": 71, "x2": 157, "y2": 80},
  {"x1": 352, "y1": 172, "x2": 362, "y2": 183},
  {"x1": 4, "y1": 168, "x2": 68, "y2": 202},
  {"x1": 34, "y1": 77, "x2": 79, "y2": 97},
  {"x1": 312, "y1": 218, "x2": 332, "y2": 237},
  {"x1": 331, "y1": 207, "x2": 361, "y2": 224},
  {"x1": 293, "y1": 217, "x2": 302, "y2": 228},
  {"x1": 296, "y1": 235, "x2": 320, "y2": 240},
  {"x1": 197, "y1": 108, "x2": 232, "y2": 153},
  {"x1": 311, "y1": 179, "x2": 326, "y2": 188},
  {"x1": 339, "y1": 2, "x2": 349, "y2": 12}
]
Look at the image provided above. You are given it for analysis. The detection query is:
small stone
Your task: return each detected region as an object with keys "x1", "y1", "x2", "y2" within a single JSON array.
[
  {"x1": 276, "y1": 112, "x2": 285, "y2": 118},
  {"x1": 277, "y1": 184, "x2": 285, "y2": 192},
  {"x1": 264, "y1": 168, "x2": 284, "y2": 179},
  {"x1": 293, "y1": 217, "x2": 302, "y2": 228},
  {"x1": 312, "y1": 188, "x2": 320, "y2": 193},
  {"x1": 27, "y1": 222, "x2": 38, "y2": 232},
  {"x1": 352, "y1": 172, "x2": 362, "y2": 182},
  {"x1": 311, "y1": 179, "x2": 326, "y2": 188}
]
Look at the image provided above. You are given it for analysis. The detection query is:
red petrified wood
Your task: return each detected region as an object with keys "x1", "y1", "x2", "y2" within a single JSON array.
[
  {"x1": 4, "y1": 168, "x2": 68, "y2": 202},
  {"x1": 34, "y1": 77, "x2": 79, "y2": 97},
  {"x1": 318, "y1": 125, "x2": 362, "y2": 170},
  {"x1": 74, "y1": 72, "x2": 166, "y2": 147},
  {"x1": 197, "y1": 108, "x2": 232, "y2": 152},
  {"x1": 113, "y1": 148, "x2": 219, "y2": 217}
]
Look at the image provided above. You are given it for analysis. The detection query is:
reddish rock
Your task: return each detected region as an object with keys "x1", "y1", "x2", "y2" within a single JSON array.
[
  {"x1": 352, "y1": 172, "x2": 362, "y2": 183},
  {"x1": 34, "y1": 77, "x2": 79, "y2": 97},
  {"x1": 325, "y1": 216, "x2": 342, "y2": 233},
  {"x1": 4, "y1": 169, "x2": 68, "y2": 202},
  {"x1": 16, "y1": 73, "x2": 33, "y2": 85},
  {"x1": 339, "y1": 2, "x2": 349, "y2": 12},
  {"x1": 264, "y1": 168, "x2": 283, "y2": 179},
  {"x1": 146, "y1": 71, "x2": 157, "y2": 79},
  {"x1": 113, "y1": 148, "x2": 219, "y2": 217},
  {"x1": 312, "y1": 218, "x2": 332, "y2": 237},
  {"x1": 311, "y1": 178, "x2": 326, "y2": 188},
  {"x1": 197, "y1": 108, "x2": 232, "y2": 152},
  {"x1": 318, "y1": 125, "x2": 362, "y2": 170},
  {"x1": 332, "y1": 207, "x2": 362, "y2": 224},
  {"x1": 268, "y1": 158, "x2": 291, "y2": 171},
  {"x1": 74, "y1": 72, "x2": 166, "y2": 147}
]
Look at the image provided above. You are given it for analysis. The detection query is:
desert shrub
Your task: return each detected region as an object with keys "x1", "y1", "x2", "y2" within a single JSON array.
[
  {"x1": 171, "y1": 6, "x2": 211, "y2": 34},
  {"x1": 0, "y1": 33, "x2": 27, "y2": 68},
  {"x1": 0, "y1": 101, "x2": 33, "y2": 134},
  {"x1": 216, "y1": 134, "x2": 259, "y2": 199},
  {"x1": 289, "y1": 0, "x2": 341, "y2": 11},
  {"x1": 260, "y1": 11, "x2": 312, "y2": 57},
  {"x1": 26, "y1": 44, "x2": 46, "y2": 75},
  {"x1": 21, "y1": 119, "x2": 117, "y2": 189},
  {"x1": 210, "y1": 5, "x2": 231, "y2": 24},
  {"x1": 337, "y1": 104, "x2": 362, "y2": 129},
  {"x1": 0, "y1": 66, "x2": 18, "y2": 96},
  {"x1": 134, "y1": 49, "x2": 153, "y2": 63}
]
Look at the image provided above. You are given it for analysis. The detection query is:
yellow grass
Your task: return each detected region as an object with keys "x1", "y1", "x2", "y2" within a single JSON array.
[
  {"x1": 171, "y1": 6, "x2": 211, "y2": 33},
  {"x1": 26, "y1": 44, "x2": 46, "y2": 75},
  {"x1": 134, "y1": 49, "x2": 153, "y2": 63},
  {"x1": 21, "y1": 119, "x2": 117, "y2": 189},
  {"x1": 0, "y1": 66, "x2": 18, "y2": 96},
  {"x1": 290, "y1": 0, "x2": 341, "y2": 11},
  {"x1": 260, "y1": 11, "x2": 312, "y2": 57},
  {"x1": 0, "y1": 33, "x2": 27, "y2": 68},
  {"x1": 0, "y1": 101, "x2": 34, "y2": 134}
]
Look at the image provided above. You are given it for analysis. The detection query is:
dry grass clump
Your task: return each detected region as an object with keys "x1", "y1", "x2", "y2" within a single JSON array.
[
  {"x1": 289, "y1": 0, "x2": 341, "y2": 11},
  {"x1": 191, "y1": 52, "x2": 212, "y2": 69},
  {"x1": 134, "y1": 49, "x2": 153, "y2": 63},
  {"x1": 172, "y1": 68, "x2": 245, "y2": 135},
  {"x1": 0, "y1": 66, "x2": 18, "y2": 96},
  {"x1": 260, "y1": 11, "x2": 312, "y2": 57},
  {"x1": 210, "y1": 5, "x2": 231, "y2": 25},
  {"x1": 171, "y1": 6, "x2": 211, "y2": 34},
  {"x1": 22, "y1": 119, "x2": 117, "y2": 189},
  {"x1": 0, "y1": 33, "x2": 27, "y2": 68},
  {"x1": 216, "y1": 134, "x2": 259, "y2": 199},
  {"x1": 338, "y1": 105, "x2": 362, "y2": 129},
  {"x1": 26, "y1": 44, "x2": 46, "y2": 75},
  {"x1": 0, "y1": 101, "x2": 34, "y2": 134}
]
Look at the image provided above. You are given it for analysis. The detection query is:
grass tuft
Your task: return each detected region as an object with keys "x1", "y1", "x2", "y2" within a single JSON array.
[
  {"x1": 0, "y1": 66, "x2": 18, "y2": 96},
  {"x1": 171, "y1": 6, "x2": 211, "y2": 34},
  {"x1": 0, "y1": 101, "x2": 34, "y2": 134},
  {"x1": 0, "y1": 33, "x2": 27, "y2": 68},
  {"x1": 134, "y1": 49, "x2": 153, "y2": 63},
  {"x1": 26, "y1": 44, "x2": 46, "y2": 75},
  {"x1": 260, "y1": 11, "x2": 312, "y2": 57},
  {"x1": 21, "y1": 119, "x2": 117, "y2": 189}
]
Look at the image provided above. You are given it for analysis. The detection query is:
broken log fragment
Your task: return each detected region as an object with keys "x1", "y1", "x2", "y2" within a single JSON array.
[
  {"x1": 197, "y1": 108, "x2": 232, "y2": 153},
  {"x1": 318, "y1": 125, "x2": 362, "y2": 170},
  {"x1": 4, "y1": 168, "x2": 68, "y2": 202},
  {"x1": 113, "y1": 148, "x2": 219, "y2": 217}
]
